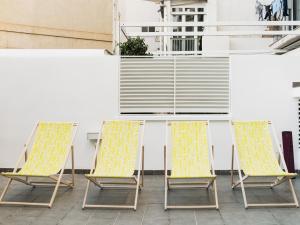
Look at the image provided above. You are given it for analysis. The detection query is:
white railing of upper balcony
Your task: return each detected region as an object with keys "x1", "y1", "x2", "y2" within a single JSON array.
[
  {"x1": 119, "y1": 21, "x2": 300, "y2": 55},
  {"x1": 171, "y1": 37, "x2": 201, "y2": 52}
]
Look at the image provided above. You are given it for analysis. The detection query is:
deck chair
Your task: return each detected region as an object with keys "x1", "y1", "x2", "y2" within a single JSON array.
[
  {"x1": 231, "y1": 121, "x2": 299, "y2": 208},
  {"x1": 164, "y1": 121, "x2": 219, "y2": 209},
  {"x1": 0, "y1": 121, "x2": 78, "y2": 208},
  {"x1": 82, "y1": 120, "x2": 145, "y2": 210}
]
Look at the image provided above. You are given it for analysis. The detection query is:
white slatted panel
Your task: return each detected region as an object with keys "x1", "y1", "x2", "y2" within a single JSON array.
[
  {"x1": 120, "y1": 56, "x2": 230, "y2": 114},
  {"x1": 175, "y1": 57, "x2": 229, "y2": 113},
  {"x1": 120, "y1": 57, "x2": 174, "y2": 113}
]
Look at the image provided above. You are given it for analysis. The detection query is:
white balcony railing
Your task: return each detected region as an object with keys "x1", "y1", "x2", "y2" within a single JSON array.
[
  {"x1": 171, "y1": 37, "x2": 198, "y2": 52},
  {"x1": 119, "y1": 21, "x2": 300, "y2": 55}
]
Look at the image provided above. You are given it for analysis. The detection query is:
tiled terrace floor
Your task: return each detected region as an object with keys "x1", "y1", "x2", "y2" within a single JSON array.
[{"x1": 0, "y1": 175, "x2": 300, "y2": 225}]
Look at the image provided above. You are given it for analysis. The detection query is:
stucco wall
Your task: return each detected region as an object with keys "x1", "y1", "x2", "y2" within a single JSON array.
[
  {"x1": 0, "y1": 50, "x2": 299, "y2": 170},
  {"x1": 0, "y1": 0, "x2": 113, "y2": 49}
]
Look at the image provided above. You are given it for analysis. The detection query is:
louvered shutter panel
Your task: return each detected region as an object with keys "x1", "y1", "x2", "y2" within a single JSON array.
[
  {"x1": 175, "y1": 57, "x2": 230, "y2": 114},
  {"x1": 120, "y1": 57, "x2": 174, "y2": 113},
  {"x1": 120, "y1": 57, "x2": 230, "y2": 115}
]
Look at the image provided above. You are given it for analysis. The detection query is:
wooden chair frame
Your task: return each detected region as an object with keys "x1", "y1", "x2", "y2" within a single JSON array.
[
  {"x1": 82, "y1": 120, "x2": 145, "y2": 210},
  {"x1": 164, "y1": 121, "x2": 219, "y2": 210},
  {"x1": 0, "y1": 121, "x2": 78, "y2": 208},
  {"x1": 230, "y1": 120, "x2": 299, "y2": 208}
]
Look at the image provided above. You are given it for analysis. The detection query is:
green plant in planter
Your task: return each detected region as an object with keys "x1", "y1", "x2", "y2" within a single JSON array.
[{"x1": 119, "y1": 37, "x2": 150, "y2": 56}]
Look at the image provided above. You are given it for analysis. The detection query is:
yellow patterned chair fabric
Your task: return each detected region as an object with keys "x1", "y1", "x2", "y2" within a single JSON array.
[
  {"x1": 170, "y1": 121, "x2": 214, "y2": 178},
  {"x1": 2, "y1": 122, "x2": 74, "y2": 177},
  {"x1": 86, "y1": 120, "x2": 141, "y2": 178},
  {"x1": 233, "y1": 121, "x2": 296, "y2": 177}
]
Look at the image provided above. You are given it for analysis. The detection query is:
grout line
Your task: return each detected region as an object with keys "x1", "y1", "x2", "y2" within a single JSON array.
[
  {"x1": 194, "y1": 210, "x2": 198, "y2": 225},
  {"x1": 140, "y1": 204, "x2": 148, "y2": 225},
  {"x1": 57, "y1": 205, "x2": 76, "y2": 224},
  {"x1": 218, "y1": 209, "x2": 226, "y2": 225},
  {"x1": 112, "y1": 212, "x2": 121, "y2": 225},
  {"x1": 84, "y1": 212, "x2": 93, "y2": 225},
  {"x1": 270, "y1": 210, "x2": 283, "y2": 225}
]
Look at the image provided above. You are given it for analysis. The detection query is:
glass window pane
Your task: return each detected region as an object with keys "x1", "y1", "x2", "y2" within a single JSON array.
[
  {"x1": 185, "y1": 8, "x2": 195, "y2": 12},
  {"x1": 197, "y1": 37, "x2": 202, "y2": 51},
  {"x1": 172, "y1": 7, "x2": 183, "y2": 12},
  {"x1": 198, "y1": 15, "x2": 204, "y2": 22},
  {"x1": 173, "y1": 27, "x2": 182, "y2": 32},
  {"x1": 149, "y1": 27, "x2": 155, "y2": 32},
  {"x1": 186, "y1": 27, "x2": 194, "y2": 32},
  {"x1": 197, "y1": 26, "x2": 204, "y2": 32},
  {"x1": 186, "y1": 15, "x2": 194, "y2": 22},
  {"x1": 173, "y1": 15, "x2": 182, "y2": 22}
]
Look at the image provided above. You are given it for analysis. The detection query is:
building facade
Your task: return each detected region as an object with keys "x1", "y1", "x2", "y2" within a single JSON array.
[
  {"x1": 0, "y1": 0, "x2": 114, "y2": 51},
  {"x1": 0, "y1": 0, "x2": 299, "y2": 54},
  {"x1": 119, "y1": 0, "x2": 300, "y2": 55}
]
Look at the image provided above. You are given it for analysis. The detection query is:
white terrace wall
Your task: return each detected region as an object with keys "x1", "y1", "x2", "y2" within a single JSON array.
[
  {"x1": 0, "y1": 50, "x2": 299, "y2": 170},
  {"x1": 0, "y1": 50, "x2": 119, "y2": 169}
]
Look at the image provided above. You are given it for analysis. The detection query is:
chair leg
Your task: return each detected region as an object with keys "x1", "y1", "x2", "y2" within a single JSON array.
[
  {"x1": 71, "y1": 145, "x2": 75, "y2": 187},
  {"x1": 213, "y1": 180, "x2": 219, "y2": 209},
  {"x1": 133, "y1": 176, "x2": 140, "y2": 211},
  {"x1": 288, "y1": 178, "x2": 299, "y2": 207},
  {"x1": 236, "y1": 172, "x2": 248, "y2": 208},
  {"x1": 164, "y1": 145, "x2": 168, "y2": 210},
  {"x1": 164, "y1": 177, "x2": 168, "y2": 210},
  {"x1": 141, "y1": 146, "x2": 144, "y2": 188},
  {"x1": 231, "y1": 145, "x2": 234, "y2": 187},
  {"x1": 48, "y1": 172, "x2": 64, "y2": 208},
  {"x1": 0, "y1": 178, "x2": 12, "y2": 202},
  {"x1": 82, "y1": 180, "x2": 91, "y2": 209}
]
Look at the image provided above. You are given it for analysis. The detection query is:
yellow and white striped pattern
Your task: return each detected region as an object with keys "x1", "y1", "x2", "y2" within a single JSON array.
[
  {"x1": 170, "y1": 121, "x2": 214, "y2": 178},
  {"x1": 234, "y1": 121, "x2": 296, "y2": 177},
  {"x1": 87, "y1": 120, "x2": 141, "y2": 178},
  {"x1": 3, "y1": 122, "x2": 74, "y2": 177}
]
